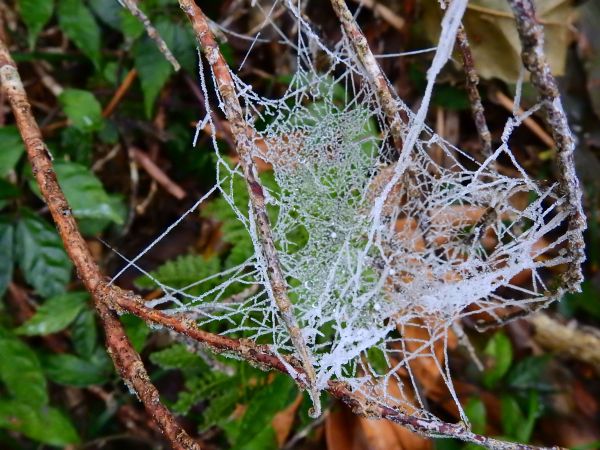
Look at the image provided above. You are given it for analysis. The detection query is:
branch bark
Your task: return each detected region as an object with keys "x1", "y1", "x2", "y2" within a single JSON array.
[
  {"x1": 0, "y1": 39, "x2": 199, "y2": 450},
  {"x1": 178, "y1": 0, "x2": 320, "y2": 414},
  {"x1": 507, "y1": 0, "x2": 586, "y2": 289}
]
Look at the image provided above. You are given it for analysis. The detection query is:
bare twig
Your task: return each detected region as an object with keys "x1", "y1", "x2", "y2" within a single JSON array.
[
  {"x1": 0, "y1": 39, "x2": 199, "y2": 450},
  {"x1": 119, "y1": 0, "x2": 180, "y2": 71},
  {"x1": 455, "y1": 26, "x2": 492, "y2": 157},
  {"x1": 102, "y1": 68, "x2": 138, "y2": 118},
  {"x1": 507, "y1": 0, "x2": 586, "y2": 288},
  {"x1": 178, "y1": 0, "x2": 320, "y2": 413},
  {"x1": 131, "y1": 146, "x2": 187, "y2": 200},
  {"x1": 349, "y1": 0, "x2": 405, "y2": 32}
]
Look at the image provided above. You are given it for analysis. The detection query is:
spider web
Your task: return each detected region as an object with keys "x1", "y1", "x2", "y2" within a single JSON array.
[{"x1": 113, "y1": 0, "x2": 582, "y2": 426}]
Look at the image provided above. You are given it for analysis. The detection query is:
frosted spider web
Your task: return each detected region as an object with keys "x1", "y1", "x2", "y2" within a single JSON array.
[{"x1": 113, "y1": 0, "x2": 583, "y2": 426}]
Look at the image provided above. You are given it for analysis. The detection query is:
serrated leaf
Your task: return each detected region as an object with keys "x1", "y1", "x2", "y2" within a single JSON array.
[
  {"x1": 0, "y1": 335, "x2": 48, "y2": 407},
  {"x1": 0, "y1": 125, "x2": 25, "y2": 177},
  {"x1": 0, "y1": 400, "x2": 79, "y2": 446},
  {"x1": 150, "y1": 343, "x2": 205, "y2": 371},
  {"x1": 72, "y1": 307, "x2": 97, "y2": 359},
  {"x1": 0, "y1": 219, "x2": 14, "y2": 297},
  {"x1": 16, "y1": 292, "x2": 88, "y2": 336},
  {"x1": 42, "y1": 349, "x2": 112, "y2": 387},
  {"x1": 18, "y1": 0, "x2": 54, "y2": 48},
  {"x1": 58, "y1": 89, "x2": 104, "y2": 132},
  {"x1": 57, "y1": 0, "x2": 101, "y2": 68},
  {"x1": 15, "y1": 209, "x2": 72, "y2": 298},
  {"x1": 134, "y1": 253, "x2": 220, "y2": 297}
]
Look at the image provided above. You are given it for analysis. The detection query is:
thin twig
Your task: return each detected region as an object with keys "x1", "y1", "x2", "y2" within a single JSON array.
[
  {"x1": 178, "y1": 0, "x2": 320, "y2": 414},
  {"x1": 329, "y1": 0, "x2": 409, "y2": 151},
  {"x1": 102, "y1": 68, "x2": 138, "y2": 118},
  {"x1": 455, "y1": 25, "x2": 492, "y2": 157},
  {"x1": 131, "y1": 146, "x2": 187, "y2": 200},
  {"x1": 507, "y1": 0, "x2": 586, "y2": 288},
  {"x1": 0, "y1": 39, "x2": 199, "y2": 450},
  {"x1": 349, "y1": 0, "x2": 405, "y2": 32},
  {"x1": 119, "y1": 0, "x2": 180, "y2": 71}
]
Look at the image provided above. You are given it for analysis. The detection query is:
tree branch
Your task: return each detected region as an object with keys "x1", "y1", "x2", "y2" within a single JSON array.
[
  {"x1": 0, "y1": 39, "x2": 199, "y2": 450},
  {"x1": 507, "y1": 0, "x2": 586, "y2": 289},
  {"x1": 178, "y1": 0, "x2": 320, "y2": 413}
]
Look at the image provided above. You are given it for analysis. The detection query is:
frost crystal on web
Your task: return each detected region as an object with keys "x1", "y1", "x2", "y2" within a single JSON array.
[{"x1": 119, "y1": 0, "x2": 584, "y2": 425}]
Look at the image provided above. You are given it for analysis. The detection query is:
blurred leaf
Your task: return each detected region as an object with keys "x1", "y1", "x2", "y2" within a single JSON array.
[
  {"x1": 563, "y1": 281, "x2": 600, "y2": 319},
  {"x1": 0, "y1": 126, "x2": 25, "y2": 177},
  {"x1": 71, "y1": 307, "x2": 98, "y2": 359},
  {"x1": 0, "y1": 334, "x2": 48, "y2": 407},
  {"x1": 0, "y1": 219, "x2": 13, "y2": 297},
  {"x1": 120, "y1": 314, "x2": 150, "y2": 353},
  {"x1": 0, "y1": 400, "x2": 79, "y2": 446},
  {"x1": 58, "y1": 89, "x2": 104, "y2": 132},
  {"x1": 500, "y1": 391, "x2": 540, "y2": 443},
  {"x1": 433, "y1": 85, "x2": 470, "y2": 110},
  {"x1": 16, "y1": 292, "x2": 88, "y2": 336},
  {"x1": 464, "y1": 397, "x2": 486, "y2": 435},
  {"x1": 88, "y1": 0, "x2": 122, "y2": 30},
  {"x1": 15, "y1": 209, "x2": 72, "y2": 298},
  {"x1": 150, "y1": 343, "x2": 207, "y2": 372},
  {"x1": 0, "y1": 179, "x2": 20, "y2": 201},
  {"x1": 17, "y1": 0, "x2": 54, "y2": 48},
  {"x1": 482, "y1": 331, "x2": 513, "y2": 389},
  {"x1": 119, "y1": 8, "x2": 145, "y2": 39},
  {"x1": 60, "y1": 126, "x2": 93, "y2": 165},
  {"x1": 506, "y1": 355, "x2": 551, "y2": 390},
  {"x1": 42, "y1": 349, "x2": 112, "y2": 387},
  {"x1": 422, "y1": 0, "x2": 573, "y2": 82},
  {"x1": 57, "y1": 0, "x2": 101, "y2": 68}
]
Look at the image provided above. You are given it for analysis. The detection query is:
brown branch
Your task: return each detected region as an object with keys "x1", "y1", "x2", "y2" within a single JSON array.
[
  {"x1": 455, "y1": 25, "x2": 492, "y2": 157},
  {"x1": 102, "y1": 68, "x2": 138, "y2": 118},
  {"x1": 178, "y1": 0, "x2": 320, "y2": 412},
  {"x1": 0, "y1": 39, "x2": 200, "y2": 450},
  {"x1": 130, "y1": 146, "x2": 187, "y2": 200},
  {"x1": 507, "y1": 0, "x2": 586, "y2": 288}
]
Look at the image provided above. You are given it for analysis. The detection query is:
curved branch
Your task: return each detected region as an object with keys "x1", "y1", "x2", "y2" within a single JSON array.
[{"x1": 0, "y1": 39, "x2": 199, "y2": 450}]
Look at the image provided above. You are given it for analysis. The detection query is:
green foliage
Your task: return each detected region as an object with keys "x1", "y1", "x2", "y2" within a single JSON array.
[
  {"x1": 71, "y1": 307, "x2": 98, "y2": 358},
  {"x1": 58, "y1": 89, "x2": 105, "y2": 132},
  {"x1": 500, "y1": 391, "x2": 541, "y2": 443},
  {"x1": 0, "y1": 401, "x2": 79, "y2": 446},
  {"x1": 0, "y1": 332, "x2": 48, "y2": 407},
  {"x1": 17, "y1": 0, "x2": 54, "y2": 49},
  {"x1": 41, "y1": 348, "x2": 112, "y2": 387},
  {"x1": 0, "y1": 126, "x2": 25, "y2": 177},
  {"x1": 482, "y1": 331, "x2": 513, "y2": 389},
  {"x1": 16, "y1": 292, "x2": 88, "y2": 336},
  {"x1": 464, "y1": 397, "x2": 486, "y2": 435},
  {"x1": 15, "y1": 209, "x2": 73, "y2": 298},
  {"x1": 135, "y1": 253, "x2": 221, "y2": 297},
  {"x1": 121, "y1": 313, "x2": 151, "y2": 352},
  {"x1": 57, "y1": 0, "x2": 102, "y2": 68},
  {"x1": 0, "y1": 220, "x2": 13, "y2": 297}
]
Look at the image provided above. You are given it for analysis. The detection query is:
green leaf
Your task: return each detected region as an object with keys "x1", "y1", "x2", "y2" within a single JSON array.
[
  {"x1": 482, "y1": 331, "x2": 513, "y2": 389},
  {"x1": 506, "y1": 355, "x2": 551, "y2": 390},
  {"x1": 88, "y1": 0, "x2": 121, "y2": 30},
  {"x1": 133, "y1": 17, "x2": 195, "y2": 116},
  {"x1": 0, "y1": 219, "x2": 14, "y2": 297},
  {"x1": 57, "y1": 0, "x2": 101, "y2": 68},
  {"x1": 233, "y1": 375, "x2": 296, "y2": 446},
  {"x1": 0, "y1": 400, "x2": 79, "y2": 446},
  {"x1": 58, "y1": 89, "x2": 104, "y2": 132},
  {"x1": 0, "y1": 335, "x2": 48, "y2": 407},
  {"x1": 17, "y1": 0, "x2": 54, "y2": 48},
  {"x1": 464, "y1": 397, "x2": 486, "y2": 435},
  {"x1": 121, "y1": 314, "x2": 150, "y2": 353},
  {"x1": 0, "y1": 125, "x2": 25, "y2": 177},
  {"x1": 500, "y1": 391, "x2": 540, "y2": 442},
  {"x1": 42, "y1": 349, "x2": 112, "y2": 387},
  {"x1": 15, "y1": 209, "x2": 72, "y2": 298},
  {"x1": 55, "y1": 161, "x2": 123, "y2": 223},
  {"x1": 71, "y1": 307, "x2": 98, "y2": 359},
  {"x1": 16, "y1": 292, "x2": 88, "y2": 336},
  {"x1": 150, "y1": 343, "x2": 205, "y2": 371}
]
